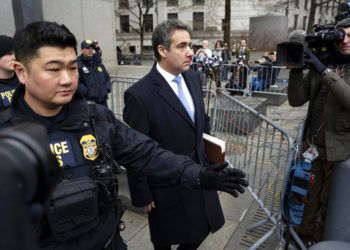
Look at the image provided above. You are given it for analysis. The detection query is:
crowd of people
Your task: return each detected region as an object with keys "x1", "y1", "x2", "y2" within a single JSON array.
[
  {"x1": 191, "y1": 37, "x2": 280, "y2": 95},
  {"x1": 1, "y1": 10, "x2": 350, "y2": 250}
]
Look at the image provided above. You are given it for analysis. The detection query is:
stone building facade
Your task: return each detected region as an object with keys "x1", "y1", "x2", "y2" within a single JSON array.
[{"x1": 114, "y1": 0, "x2": 337, "y2": 54}]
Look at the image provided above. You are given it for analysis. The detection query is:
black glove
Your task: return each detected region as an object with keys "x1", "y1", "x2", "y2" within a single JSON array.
[
  {"x1": 199, "y1": 162, "x2": 249, "y2": 197},
  {"x1": 304, "y1": 47, "x2": 327, "y2": 74}
]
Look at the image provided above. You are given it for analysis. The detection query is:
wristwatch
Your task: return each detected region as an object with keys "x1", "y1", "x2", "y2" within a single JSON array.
[{"x1": 321, "y1": 68, "x2": 332, "y2": 77}]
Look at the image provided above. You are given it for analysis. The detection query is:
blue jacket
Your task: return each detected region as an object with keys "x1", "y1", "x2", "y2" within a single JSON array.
[{"x1": 77, "y1": 54, "x2": 111, "y2": 104}]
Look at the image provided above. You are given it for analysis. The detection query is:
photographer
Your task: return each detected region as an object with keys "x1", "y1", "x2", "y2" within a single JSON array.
[
  {"x1": 77, "y1": 39, "x2": 111, "y2": 107},
  {"x1": 287, "y1": 18, "x2": 350, "y2": 246},
  {"x1": 251, "y1": 51, "x2": 280, "y2": 91},
  {"x1": 4, "y1": 21, "x2": 248, "y2": 250}
]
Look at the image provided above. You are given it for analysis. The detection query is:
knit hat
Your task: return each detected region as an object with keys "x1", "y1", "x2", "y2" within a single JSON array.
[{"x1": 0, "y1": 35, "x2": 14, "y2": 58}]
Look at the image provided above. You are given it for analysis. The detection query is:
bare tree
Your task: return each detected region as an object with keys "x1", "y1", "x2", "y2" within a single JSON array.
[
  {"x1": 279, "y1": 0, "x2": 343, "y2": 32},
  {"x1": 115, "y1": 0, "x2": 158, "y2": 58},
  {"x1": 307, "y1": 0, "x2": 343, "y2": 32},
  {"x1": 223, "y1": 0, "x2": 231, "y2": 49}
]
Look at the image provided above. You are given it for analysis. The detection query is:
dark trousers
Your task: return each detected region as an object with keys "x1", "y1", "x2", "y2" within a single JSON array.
[
  {"x1": 154, "y1": 240, "x2": 203, "y2": 250},
  {"x1": 103, "y1": 231, "x2": 127, "y2": 250},
  {"x1": 296, "y1": 157, "x2": 335, "y2": 242}
]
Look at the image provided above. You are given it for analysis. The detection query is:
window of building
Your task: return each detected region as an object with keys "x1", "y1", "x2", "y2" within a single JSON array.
[
  {"x1": 120, "y1": 15, "x2": 129, "y2": 33},
  {"x1": 193, "y1": 0, "x2": 204, "y2": 5},
  {"x1": 142, "y1": 0, "x2": 153, "y2": 8},
  {"x1": 304, "y1": 0, "x2": 308, "y2": 10},
  {"x1": 167, "y1": 0, "x2": 178, "y2": 6},
  {"x1": 294, "y1": 14, "x2": 298, "y2": 29},
  {"x1": 144, "y1": 14, "x2": 153, "y2": 32},
  {"x1": 303, "y1": 16, "x2": 307, "y2": 30},
  {"x1": 119, "y1": 0, "x2": 128, "y2": 9},
  {"x1": 326, "y1": 2, "x2": 329, "y2": 14},
  {"x1": 319, "y1": 4, "x2": 322, "y2": 14},
  {"x1": 318, "y1": 18, "x2": 321, "y2": 24},
  {"x1": 295, "y1": 0, "x2": 299, "y2": 8},
  {"x1": 193, "y1": 12, "x2": 204, "y2": 31},
  {"x1": 332, "y1": 2, "x2": 335, "y2": 15},
  {"x1": 167, "y1": 13, "x2": 178, "y2": 20}
]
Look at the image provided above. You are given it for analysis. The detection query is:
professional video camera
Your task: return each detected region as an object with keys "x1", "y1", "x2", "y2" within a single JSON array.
[
  {"x1": 276, "y1": 24, "x2": 345, "y2": 68},
  {"x1": 0, "y1": 123, "x2": 61, "y2": 250}
]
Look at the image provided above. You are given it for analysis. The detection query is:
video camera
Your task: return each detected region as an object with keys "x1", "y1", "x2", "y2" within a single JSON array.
[
  {"x1": 276, "y1": 24, "x2": 345, "y2": 68},
  {"x1": 0, "y1": 123, "x2": 61, "y2": 249},
  {"x1": 0, "y1": 122, "x2": 60, "y2": 203}
]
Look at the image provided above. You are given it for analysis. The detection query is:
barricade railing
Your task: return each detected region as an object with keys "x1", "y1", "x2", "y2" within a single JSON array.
[
  {"x1": 109, "y1": 75, "x2": 138, "y2": 119},
  {"x1": 191, "y1": 62, "x2": 289, "y2": 97},
  {"x1": 207, "y1": 92, "x2": 295, "y2": 249}
]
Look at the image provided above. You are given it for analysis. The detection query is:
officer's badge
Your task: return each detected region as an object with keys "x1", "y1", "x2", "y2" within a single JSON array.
[
  {"x1": 80, "y1": 134, "x2": 99, "y2": 161},
  {"x1": 97, "y1": 66, "x2": 103, "y2": 72}
]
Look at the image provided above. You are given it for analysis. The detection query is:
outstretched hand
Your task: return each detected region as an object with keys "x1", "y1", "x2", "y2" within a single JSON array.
[
  {"x1": 198, "y1": 162, "x2": 249, "y2": 197},
  {"x1": 304, "y1": 47, "x2": 326, "y2": 74}
]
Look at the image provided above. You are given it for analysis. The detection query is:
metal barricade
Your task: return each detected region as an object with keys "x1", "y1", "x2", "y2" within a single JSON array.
[
  {"x1": 109, "y1": 75, "x2": 139, "y2": 119},
  {"x1": 248, "y1": 65, "x2": 289, "y2": 96},
  {"x1": 208, "y1": 92, "x2": 295, "y2": 249},
  {"x1": 191, "y1": 63, "x2": 289, "y2": 98}
]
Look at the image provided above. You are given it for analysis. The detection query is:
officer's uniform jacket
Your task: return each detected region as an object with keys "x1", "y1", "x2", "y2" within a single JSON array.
[
  {"x1": 288, "y1": 66, "x2": 350, "y2": 161},
  {"x1": 77, "y1": 54, "x2": 111, "y2": 104},
  {"x1": 0, "y1": 86, "x2": 203, "y2": 250},
  {"x1": 0, "y1": 74, "x2": 19, "y2": 111}
]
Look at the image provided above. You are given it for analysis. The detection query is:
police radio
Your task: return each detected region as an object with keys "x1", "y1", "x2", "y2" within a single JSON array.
[{"x1": 87, "y1": 101, "x2": 121, "y2": 187}]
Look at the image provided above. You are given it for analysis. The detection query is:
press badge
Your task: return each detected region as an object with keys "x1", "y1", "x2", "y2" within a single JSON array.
[{"x1": 303, "y1": 146, "x2": 319, "y2": 162}]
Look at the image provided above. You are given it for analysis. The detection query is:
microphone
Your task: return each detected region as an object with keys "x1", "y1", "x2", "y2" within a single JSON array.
[{"x1": 288, "y1": 29, "x2": 307, "y2": 43}]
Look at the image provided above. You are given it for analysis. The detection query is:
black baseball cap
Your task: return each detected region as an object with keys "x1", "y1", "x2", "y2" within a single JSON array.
[
  {"x1": 81, "y1": 39, "x2": 94, "y2": 49},
  {"x1": 0, "y1": 35, "x2": 14, "y2": 58}
]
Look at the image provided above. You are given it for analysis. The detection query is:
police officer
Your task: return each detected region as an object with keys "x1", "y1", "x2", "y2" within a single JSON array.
[
  {"x1": 0, "y1": 35, "x2": 20, "y2": 111},
  {"x1": 2, "y1": 21, "x2": 249, "y2": 250},
  {"x1": 77, "y1": 39, "x2": 111, "y2": 107}
]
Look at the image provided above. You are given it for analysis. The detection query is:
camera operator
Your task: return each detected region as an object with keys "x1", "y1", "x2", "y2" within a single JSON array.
[
  {"x1": 287, "y1": 18, "x2": 350, "y2": 246},
  {"x1": 2, "y1": 21, "x2": 248, "y2": 250},
  {"x1": 77, "y1": 39, "x2": 111, "y2": 107}
]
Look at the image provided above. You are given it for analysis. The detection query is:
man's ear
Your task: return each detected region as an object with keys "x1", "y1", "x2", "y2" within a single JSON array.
[
  {"x1": 13, "y1": 61, "x2": 27, "y2": 85},
  {"x1": 157, "y1": 45, "x2": 168, "y2": 59}
]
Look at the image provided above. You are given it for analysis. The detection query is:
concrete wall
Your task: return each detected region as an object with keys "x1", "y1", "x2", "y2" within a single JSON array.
[
  {"x1": 249, "y1": 15, "x2": 288, "y2": 51},
  {"x1": 43, "y1": 0, "x2": 117, "y2": 71},
  {"x1": 0, "y1": 0, "x2": 16, "y2": 36},
  {"x1": 0, "y1": 0, "x2": 117, "y2": 71}
]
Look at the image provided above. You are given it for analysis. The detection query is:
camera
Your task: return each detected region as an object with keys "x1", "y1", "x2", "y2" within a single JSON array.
[
  {"x1": 0, "y1": 122, "x2": 60, "y2": 203},
  {"x1": 0, "y1": 123, "x2": 61, "y2": 250},
  {"x1": 236, "y1": 55, "x2": 245, "y2": 64},
  {"x1": 276, "y1": 24, "x2": 345, "y2": 68}
]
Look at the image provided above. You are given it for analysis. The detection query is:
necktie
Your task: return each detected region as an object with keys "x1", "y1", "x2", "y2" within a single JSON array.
[
  {"x1": 173, "y1": 75, "x2": 194, "y2": 122},
  {"x1": 240, "y1": 47, "x2": 244, "y2": 56}
]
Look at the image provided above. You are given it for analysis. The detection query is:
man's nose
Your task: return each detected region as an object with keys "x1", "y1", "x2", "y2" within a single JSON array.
[{"x1": 60, "y1": 70, "x2": 73, "y2": 85}]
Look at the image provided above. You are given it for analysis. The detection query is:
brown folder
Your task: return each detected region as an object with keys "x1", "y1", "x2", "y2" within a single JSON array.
[{"x1": 203, "y1": 133, "x2": 225, "y2": 163}]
